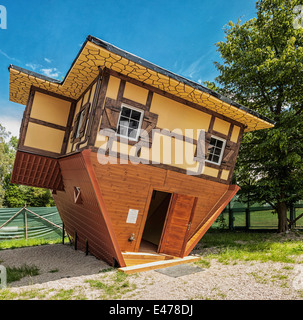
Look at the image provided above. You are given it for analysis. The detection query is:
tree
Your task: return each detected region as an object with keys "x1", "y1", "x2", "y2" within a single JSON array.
[
  {"x1": 0, "y1": 124, "x2": 16, "y2": 206},
  {"x1": 3, "y1": 178, "x2": 55, "y2": 207},
  {"x1": 0, "y1": 123, "x2": 55, "y2": 208},
  {"x1": 212, "y1": 0, "x2": 303, "y2": 232}
]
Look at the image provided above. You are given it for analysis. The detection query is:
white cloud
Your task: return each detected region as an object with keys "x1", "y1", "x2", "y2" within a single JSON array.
[
  {"x1": 1, "y1": 116, "x2": 22, "y2": 139},
  {"x1": 26, "y1": 63, "x2": 41, "y2": 71},
  {"x1": 0, "y1": 49, "x2": 21, "y2": 63},
  {"x1": 176, "y1": 48, "x2": 217, "y2": 83},
  {"x1": 44, "y1": 58, "x2": 52, "y2": 63},
  {"x1": 40, "y1": 68, "x2": 60, "y2": 78},
  {"x1": 178, "y1": 56, "x2": 204, "y2": 79}
]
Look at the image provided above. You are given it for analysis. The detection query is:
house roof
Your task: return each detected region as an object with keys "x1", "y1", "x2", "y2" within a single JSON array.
[{"x1": 8, "y1": 35, "x2": 274, "y2": 132}]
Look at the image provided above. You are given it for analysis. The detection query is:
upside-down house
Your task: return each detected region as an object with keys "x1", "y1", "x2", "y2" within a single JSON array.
[{"x1": 9, "y1": 36, "x2": 274, "y2": 272}]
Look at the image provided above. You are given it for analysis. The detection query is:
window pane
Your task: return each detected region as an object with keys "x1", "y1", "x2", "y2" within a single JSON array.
[
  {"x1": 128, "y1": 128, "x2": 137, "y2": 139},
  {"x1": 214, "y1": 148, "x2": 221, "y2": 156},
  {"x1": 216, "y1": 140, "x2": 223, "y2": 148},
  {"x1": 129, "y1": 119, "x2": 139, "y2": 129},
  {"x1": 121, "y1": 107, "x2": 131, "y2": 117},
  {"x1": 208, "y1": 146, "x2": 215, "y2": 154},
  {"x1": 213, "y1": 155, "x2": 220, "y2": 163},
  {"x1": 210, "y1": 138, "x2": 216, "y2": 146},
  {"x1": 207, "y1": 154, "x2": 213, "y2": 161},
  {"x1": 131, "y1": 110, "x2": 141, "y2": 121},
  {"x1": 117, "y1": 125, "x2": 128, "y2": 137},
  {"x1": 119, "y1": 116, "x2": 129, "y2": 127}
]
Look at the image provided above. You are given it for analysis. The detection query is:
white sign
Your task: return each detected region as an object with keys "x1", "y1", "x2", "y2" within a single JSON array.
[{"x1": 126, "y1": 209, "x2": 139, "y2": 224}]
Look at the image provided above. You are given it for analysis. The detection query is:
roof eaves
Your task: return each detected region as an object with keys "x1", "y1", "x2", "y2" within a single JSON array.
[
  {"x1": 87, "y1": 35, "x2": 275, "y2": 126},
  {"x1": 9, "y1": 64, "x2": 62, "y2": 84}
]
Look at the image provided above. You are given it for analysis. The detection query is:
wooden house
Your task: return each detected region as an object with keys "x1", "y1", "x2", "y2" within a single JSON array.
[{"x1": 9, "y1": 36, "x2": 274, "y2": 272}]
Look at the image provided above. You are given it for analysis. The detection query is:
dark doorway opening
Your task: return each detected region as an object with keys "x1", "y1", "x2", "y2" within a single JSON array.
[{"x1": 139, "y1": 190, "x2": 172, "y2": 252}]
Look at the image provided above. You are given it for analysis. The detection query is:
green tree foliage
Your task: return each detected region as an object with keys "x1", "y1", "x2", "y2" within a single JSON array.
[
  {"x1": 0, "y1": 123, "x2": 55, "y2": 208},
  {"x1": 0, "y1": 124, "x2": 16, "y2": 206},
  {"x1": 212, "y1": 0, "x2": 303, "y2": 232}
]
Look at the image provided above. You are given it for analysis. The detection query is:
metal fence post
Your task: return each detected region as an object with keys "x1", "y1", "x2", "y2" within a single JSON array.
[
  {"x1": 62, "y1": 223, "x2": 65, "y2": 244},
  {"x1": 228, "y1": 203, "x2": 234, "y2": 230},
  {"x1": 245, "y1": 207, "x2": 250, "y2": 230},
  {"x1": 290, "y1": 205, "x2": 295, "y2": 230}
]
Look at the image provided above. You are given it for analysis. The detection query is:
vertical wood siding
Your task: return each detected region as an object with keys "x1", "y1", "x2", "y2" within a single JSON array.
[{"x1": 53, "y1": 151, "x2": 125, "y2": 267}]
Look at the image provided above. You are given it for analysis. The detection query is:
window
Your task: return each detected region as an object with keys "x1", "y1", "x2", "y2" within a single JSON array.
[
  {"x1": 116, "y1": 105, "x2": 143, "y2": 141},
  {"x1": 70, "y1": 102, "x2": 90, "y2": 142},
  {"x1": 75, "y1": 108, "x2": 87, "y2": 139},
  {"x1": 206, "y1": 136, "x2": 226, "y2": 165}
]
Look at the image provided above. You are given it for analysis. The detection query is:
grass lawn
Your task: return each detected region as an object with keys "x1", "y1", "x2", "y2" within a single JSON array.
[
  {"x1": 196, "y1": 230, "x2": 303, "y2": 265},
  {"x1": 0, "y1": 232, "x2": 303, "y2": 300},
  {"x1": 0, "y1": 238, "x2": 62, "y2": 250}
]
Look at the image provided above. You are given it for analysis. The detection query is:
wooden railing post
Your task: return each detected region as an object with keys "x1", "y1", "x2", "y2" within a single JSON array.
[{"x1": 24, "y1": 207, "x2": 28, "y2": 240}]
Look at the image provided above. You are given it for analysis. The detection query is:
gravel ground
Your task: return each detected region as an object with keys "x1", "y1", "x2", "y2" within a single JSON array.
[{"x1": 0, "y1": 243, "x2": 303, "y2": 300}]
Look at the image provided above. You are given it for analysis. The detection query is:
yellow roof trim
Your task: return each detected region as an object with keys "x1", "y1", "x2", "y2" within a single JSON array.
[{"x1": 8, "y1": 36, "x2": 274, "y2": 132}]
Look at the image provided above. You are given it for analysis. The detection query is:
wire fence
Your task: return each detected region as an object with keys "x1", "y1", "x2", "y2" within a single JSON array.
[
  {"x1": 0, "y1": 205, "x2": 63, "y2": 240},
  {"x1": 212, "y1": 197, "x2": 303, "y2": 230},
  {"x1": 1, "y1": 199, "x2": 302, "y2": 240}
]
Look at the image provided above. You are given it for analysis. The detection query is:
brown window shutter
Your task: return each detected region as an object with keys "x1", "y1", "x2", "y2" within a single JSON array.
[
  {"x1": 141, "y1": 111, "x2": 158, "y2": 144},
  {"x1": 100, "y1": 99, "x2": 121, "y2": 131},
  {"x1": 204, "y1": 132, "x2": 212, "y2": 157},
  {"x1": 222, "y1": 141, "x2": 237, "y2": 167},
  {"x1": 194, "y1": 130, "x2": 207, "y2": 162}
]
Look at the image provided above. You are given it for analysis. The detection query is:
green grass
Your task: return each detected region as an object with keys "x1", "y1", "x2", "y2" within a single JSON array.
[
  {"x1": 50, "y1": 288, "x2": 87, "y2": 300},
  {"x1": 85, "y1": 271, "x2": 136, "y2": 299},
  {"x1": 212, "y1": 209, "x2": 303, "y2": 229},
  {"x1": 0, "y1": 238, "x2": 62, "y2": 250},
  {"x1": 195, "y1": 230, "x2": 303, "y2": 265},
  {"x1": 6, "y1": 264, "x2": 40, "y2": 283}
]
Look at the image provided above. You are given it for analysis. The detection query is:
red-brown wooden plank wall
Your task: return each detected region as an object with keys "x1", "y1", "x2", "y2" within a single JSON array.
[{"x1": 53, "y1": 151, "x2": 125, "y2": 267}]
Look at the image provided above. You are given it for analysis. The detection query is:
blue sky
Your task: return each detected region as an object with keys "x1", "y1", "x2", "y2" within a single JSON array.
[{"x1": 0, "y1": 0, "x2": 257, "y2": 137}]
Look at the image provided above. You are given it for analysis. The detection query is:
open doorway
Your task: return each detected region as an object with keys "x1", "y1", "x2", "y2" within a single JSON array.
[{"x1": 139, "y1": 190, "x2": 172, "y2": 253}]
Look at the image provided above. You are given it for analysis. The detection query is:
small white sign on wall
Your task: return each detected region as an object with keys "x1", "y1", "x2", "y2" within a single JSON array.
[{"x1": 126, "y1": 209, "x2": 139, "y2": 224}]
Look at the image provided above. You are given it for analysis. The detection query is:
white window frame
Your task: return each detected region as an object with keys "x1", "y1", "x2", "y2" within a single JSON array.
[
  {"x1": 116, "y1": 103, "x2": 144, "y2": 141},
  {"x1": 205, "y1": 135, "x2": 226, "y2": 166}
]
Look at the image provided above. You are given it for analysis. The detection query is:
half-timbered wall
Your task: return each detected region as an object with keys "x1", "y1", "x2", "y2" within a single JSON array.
[
  {"x1": 19, "y1": 67, "x2": 244, "y2": 186},
  {"x1": 92, "y1": 69, "x2": 244, "y2": 185},
  {"x1": 18, "y1": 87, "x2": 76, "y2": 157},
  {"x1": 65, "y1": 77, "x2": 98, "y2": 153}
]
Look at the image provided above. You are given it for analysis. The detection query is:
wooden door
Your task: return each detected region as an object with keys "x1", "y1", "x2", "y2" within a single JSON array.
[{"x1": 158, "y1": 193, "x2": 197, "y2": 257}]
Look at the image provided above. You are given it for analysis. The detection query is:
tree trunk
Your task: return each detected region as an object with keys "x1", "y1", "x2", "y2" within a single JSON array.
[{"x1": 277, "y1": 201, "x2": 288, "y2": 233}]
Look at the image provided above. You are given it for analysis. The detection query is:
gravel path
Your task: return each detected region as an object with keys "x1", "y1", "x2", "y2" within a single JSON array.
[{"x1": 0, "y1": 243, "x2": 303, "y2": 300}]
